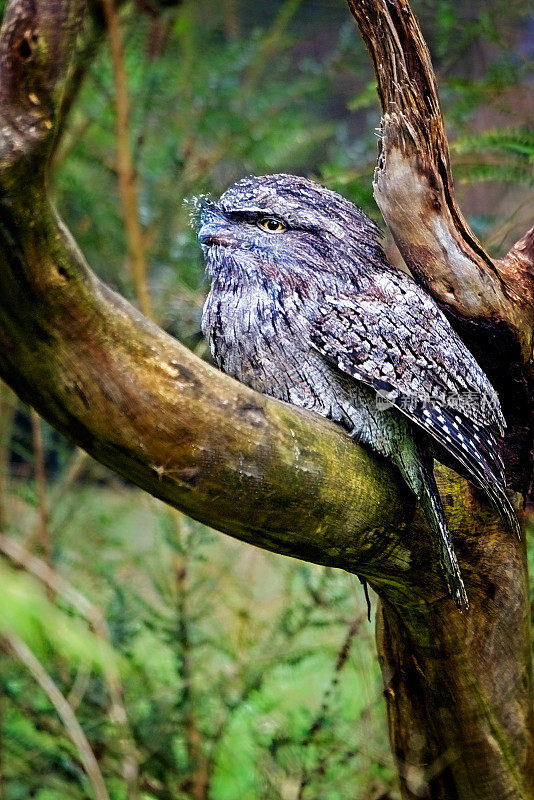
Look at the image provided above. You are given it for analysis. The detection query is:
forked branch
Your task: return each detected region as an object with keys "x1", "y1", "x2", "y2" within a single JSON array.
[
  {"x1": 347, "y1": 0, "x2": 534, "y2": 359},
  {"x1": 347, "y1": 0, "x2": 534, "y2": 500}
]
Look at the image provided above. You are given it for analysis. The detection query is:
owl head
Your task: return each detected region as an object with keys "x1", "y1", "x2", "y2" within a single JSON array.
[{"x1": 197, "y1": 173, "x2": 386, "y2": 284}]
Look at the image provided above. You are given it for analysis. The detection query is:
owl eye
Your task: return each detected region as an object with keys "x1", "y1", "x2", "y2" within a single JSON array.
[{"x1": 257, "y1": 217, "x2": 287, "y2": 233}]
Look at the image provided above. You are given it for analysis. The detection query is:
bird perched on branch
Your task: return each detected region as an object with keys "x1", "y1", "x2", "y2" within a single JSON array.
[{"x1": 197, "y1": 173, "x2": 518, "y2": 610}]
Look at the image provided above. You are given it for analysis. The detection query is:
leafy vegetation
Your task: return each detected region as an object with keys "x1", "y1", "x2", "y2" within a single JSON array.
[
  {"x1": 1, "y1": 484, "x2": 392, "y2": 799},
  {"x1": 0, "y1": 0, "x2": 532, "y2": 797}
]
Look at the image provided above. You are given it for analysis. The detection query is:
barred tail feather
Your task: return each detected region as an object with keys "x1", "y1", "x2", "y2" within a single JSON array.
[
  {"x1": 396, "y1": 404, "x2": 520, "y2": 540},
  {"x1": 486, "y1": 480, "x2": 521, "y2": 539},
  {"x1": 395, "y1": 446, "x2": 469, "y2": 611},
  {"x1": 418, "y1": 459, "x2": 469, "y2": 612}
]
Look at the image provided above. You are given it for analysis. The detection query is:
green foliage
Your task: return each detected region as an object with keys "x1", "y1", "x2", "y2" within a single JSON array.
[
  {"x1": 0, "y1": 562, "x2": 116, "y2": 670},
  {"x1": 53, "y1": 1, "x2": 346, "y2": 339},
  {"x1": 1, "y1": 486, "x2": 395, "y2": 799},
  {"x1": 452, "y1": 128, "x2": 534, "y2": 185}
]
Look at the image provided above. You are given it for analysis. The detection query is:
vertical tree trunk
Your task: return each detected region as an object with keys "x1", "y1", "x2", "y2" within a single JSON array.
[
  {"x1": 346, "y1": 2, "x2": 534, "y2": 796},
  {"x1": 377, "y1": 550, "x2": 533, "y2": 798}
]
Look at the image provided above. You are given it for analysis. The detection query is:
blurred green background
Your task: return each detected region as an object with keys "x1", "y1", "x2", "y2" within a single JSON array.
[{"x1": 0, "y1": 0, "x2": 532, "y2": 797}]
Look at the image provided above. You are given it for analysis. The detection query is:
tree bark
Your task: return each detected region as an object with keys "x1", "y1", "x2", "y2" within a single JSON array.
[
  {"x1": 0, "y1": 1, "x2": 531, "y2": 798},
  {"x1": 347, "y1": 2, "x2": 534, "y2": 797}
]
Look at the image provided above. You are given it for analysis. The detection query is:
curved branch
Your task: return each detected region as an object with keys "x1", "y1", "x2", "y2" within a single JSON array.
[
  {"x1": 0, "y1": 182, "x2": 432, "y2": 597},
  {"x1": 346, "y1": 0, "x2": 534, "y2": 359},
  {"x1": 0, "y1": 0, "x2": 466, "y2": 608}
]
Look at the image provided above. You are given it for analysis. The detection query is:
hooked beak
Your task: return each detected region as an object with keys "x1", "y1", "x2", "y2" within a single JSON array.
[
  {"x1": 198, "y1": 221, "x2": 238, "y2": 249},
  {"x1": 196, "y1": 197, "x2": 241, "y2": 249}
]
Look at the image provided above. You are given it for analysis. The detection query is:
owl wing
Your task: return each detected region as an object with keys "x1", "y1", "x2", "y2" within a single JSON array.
[{"x1": 310, "y1": 271, "x2": 508, "y2": 496}]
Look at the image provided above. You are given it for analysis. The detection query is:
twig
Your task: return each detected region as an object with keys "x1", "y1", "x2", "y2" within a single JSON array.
[
  {"x1": 0, "y1": 534, "x2": 139, "y2": 797},
  {"x1": 4, "y1": 632, "x2": 110, "y2": 800},
  {"x1": 223, "y1": 0, "x2": 239, "y2": 39},
  {"x1": 49, "y1": 447, "x2": 89, "y2": 505},
  {"x1": 24, "y1": 446, "x2": 89, "y2": 556},
  {"x1": 67, "y1": 661, "x2": 92, "y2": 710},
  {"x1": 101, "y1": 0, "x2": 153, "y2": 319},
  {"x1": 239, "y1": 0, "x2": 304, "y2": 100},
  {"x1": 28, "y1": 410, "x2": 52, "y2": 584},
  {"x1": 173, "y1": 513, "x2": 209, "y2": 799},
  {"x1": 296, "y1": 615, "x2": 363, "y2": 799}
]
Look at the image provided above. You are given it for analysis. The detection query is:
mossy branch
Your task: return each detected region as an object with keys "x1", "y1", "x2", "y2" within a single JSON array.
[{"x1": 0, "y1": 0, "x2": 477, "y2": 606}]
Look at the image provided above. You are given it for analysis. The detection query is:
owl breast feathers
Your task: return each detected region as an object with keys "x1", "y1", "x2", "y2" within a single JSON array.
[{"x1": 198, "y1": 173, "x2": 518, "y2": 610}]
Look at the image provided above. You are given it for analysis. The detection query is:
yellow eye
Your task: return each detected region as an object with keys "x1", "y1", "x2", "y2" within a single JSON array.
[{"x1": 257, "y1": 217, "x2": 287, "y2": 233}]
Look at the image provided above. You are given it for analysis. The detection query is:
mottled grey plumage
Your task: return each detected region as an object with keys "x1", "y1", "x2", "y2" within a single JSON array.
[{"x1": 197, "y1": 173, "x2": 518, "y2": 610}]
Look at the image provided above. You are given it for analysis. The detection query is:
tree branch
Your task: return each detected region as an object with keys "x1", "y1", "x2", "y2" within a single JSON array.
[
  {"x1": 0, "y1": 182, "x2": 421, "y2": 586},
  {"x1": 347, "y1": 1, "x2": 534, "y2": 497},
  {"x1": 346, "y1": 0, "x2": 534, "y2": 359}
]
